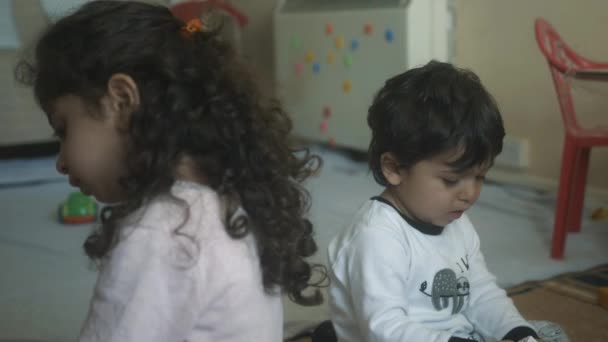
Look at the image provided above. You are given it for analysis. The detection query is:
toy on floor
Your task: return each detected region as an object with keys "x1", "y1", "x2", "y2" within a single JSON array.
[
  {"x1": 591, "y1": 207, "x2": 608, "y2": 220},
  {"x1": 58, "y1": 191, "x2": 97, "y2": 224}
]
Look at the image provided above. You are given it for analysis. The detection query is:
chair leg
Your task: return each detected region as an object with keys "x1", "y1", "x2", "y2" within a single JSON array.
[
  {"x1": 567, "y1": 147, "x2": 590, "y2": 233},
  {"x1": 551, "y1": 139, "x2": 577, "y2": 259}
]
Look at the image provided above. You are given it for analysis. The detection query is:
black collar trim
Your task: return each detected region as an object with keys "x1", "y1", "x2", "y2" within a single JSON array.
[{"x1": 371, "y1": 196, "x2": 444, "y2": 235}]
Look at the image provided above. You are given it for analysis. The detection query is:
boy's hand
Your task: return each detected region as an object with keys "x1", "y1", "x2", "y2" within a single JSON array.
[
  {"x1": 501, "y1": 336, "x2": 550, "y2": 342},
  {"x1": 506, "y1": 337, "x2": 550, "y2": 342}
]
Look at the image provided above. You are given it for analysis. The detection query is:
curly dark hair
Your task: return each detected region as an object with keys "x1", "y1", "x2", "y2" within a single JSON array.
[
  {"x1": 16, "y1": 0, "x2": 325, "y2": 305},
  {"x1": 367, "y1": 60, "x2": 505, "y2": 186}
]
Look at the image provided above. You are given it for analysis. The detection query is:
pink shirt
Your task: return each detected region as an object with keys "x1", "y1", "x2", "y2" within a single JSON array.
[{"x1": 78, "y1": 181, "x2": 283, "y2": 341}]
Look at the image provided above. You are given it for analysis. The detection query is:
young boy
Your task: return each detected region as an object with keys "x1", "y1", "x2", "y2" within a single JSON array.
[{"x1": 327, "y1": 61, "x2": 560, "y2": 342}]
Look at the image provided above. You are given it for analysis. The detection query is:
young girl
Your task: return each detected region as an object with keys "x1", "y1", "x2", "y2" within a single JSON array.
[{"x1": 16, "y1": 1, "x2": 325, "y2": 341}]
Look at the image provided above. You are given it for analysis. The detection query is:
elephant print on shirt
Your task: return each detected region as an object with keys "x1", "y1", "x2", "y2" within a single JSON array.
[{"x1": 419, "y1": 268, "x2": 470, "y2": 314}]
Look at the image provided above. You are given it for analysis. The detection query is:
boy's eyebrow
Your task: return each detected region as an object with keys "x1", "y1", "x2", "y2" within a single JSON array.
[
  {"x1": 45, "y1": 103, "x2": 62, "y2": 122},
  {"x1": 46, "y1": 114, "x2": 54, "y2": 127},
  {"x1": 440, "y1": 164, "x2": 491, "y2": 175},
  {"x1": 46, "y1": 112, "x2": 57, "y2": 127},
  {"x1": 46, "y1": 111, "x2": 64, "y2": 130}
]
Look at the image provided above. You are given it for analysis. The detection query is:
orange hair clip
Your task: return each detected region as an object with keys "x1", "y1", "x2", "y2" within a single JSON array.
[{"x1": 181, "y1": 18, "x2": 204, "y2": 36}]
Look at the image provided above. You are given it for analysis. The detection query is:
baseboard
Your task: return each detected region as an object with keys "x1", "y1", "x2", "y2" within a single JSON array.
[
  {"x1": 291, "y1": 138, "x2": 608, "y2": 201},
  {"x1": 0, "y1": 140, "x2": 59, "y2": 159},
  {"x1": 487, "y1": 167, "x2": 608, "y2": 201}
]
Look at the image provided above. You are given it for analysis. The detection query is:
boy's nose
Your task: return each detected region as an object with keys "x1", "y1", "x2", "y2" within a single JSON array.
[{"x1": 459, "y1": 181, "x2": 481, "y2": 203}]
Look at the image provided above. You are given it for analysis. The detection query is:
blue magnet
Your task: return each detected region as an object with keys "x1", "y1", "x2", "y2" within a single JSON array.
[{"x1": 385, "y1": 29, "x2": 394, "y2": 42}]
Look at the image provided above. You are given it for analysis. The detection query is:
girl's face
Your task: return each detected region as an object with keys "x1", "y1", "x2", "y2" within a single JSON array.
[
  {"x1": 49, "y1": 94, "x2": 128, "y2": 204},
  {"x1": 381, "y1": 149, "x2": 489, "y2": 227}
]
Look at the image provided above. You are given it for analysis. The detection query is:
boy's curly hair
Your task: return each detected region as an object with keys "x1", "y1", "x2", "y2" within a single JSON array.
[
  {"x1": 16, "y1": 0, "x2": 325, "y2": 305},
  {"x1": 367, "y1": 61, "x2": 505, "y2": 186}
]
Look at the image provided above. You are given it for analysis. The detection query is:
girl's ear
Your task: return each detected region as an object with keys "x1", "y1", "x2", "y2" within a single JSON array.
[
  {"x1": 380, "y1": 152, "x2": 404, "y2": 186},
  {"x1": 106, "y1": 73, "x2": 140, "y2": 129}
]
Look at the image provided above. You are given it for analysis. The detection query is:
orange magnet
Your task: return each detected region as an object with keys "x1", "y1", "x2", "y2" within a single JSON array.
[
  {"x1": 342, "y1": 80, "x2": 352, "y2": 93},
  {"x1": 305, "y1": 51, "x2": 315, "y2": 64},
  {"x1": 335, "y1": 36, "x2": 345, "y2": 49},
  {"x1": 327, "y1": 52, "x2": 336, "y2": 64}
]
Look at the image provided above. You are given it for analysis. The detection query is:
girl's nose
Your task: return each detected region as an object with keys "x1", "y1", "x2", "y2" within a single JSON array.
[{"x1": 56, "y1": 150, "x2": 68, "y2": 175}]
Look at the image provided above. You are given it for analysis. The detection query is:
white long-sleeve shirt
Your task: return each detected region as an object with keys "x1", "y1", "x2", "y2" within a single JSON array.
[
  {"x1": 328, "y1": 198, "x2": 534, "y2": 342},
  {"x1": 78, "y1": 181, "x2": 283, "y2": 342}
]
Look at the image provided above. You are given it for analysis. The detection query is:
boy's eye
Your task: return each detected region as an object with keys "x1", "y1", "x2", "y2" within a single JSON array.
[
  {"x1": 441, "y1": 178, "x2": 459, "y2": 186},
  {"x1": 52, "y1": 127, "x2": 66, "y2": 140}
]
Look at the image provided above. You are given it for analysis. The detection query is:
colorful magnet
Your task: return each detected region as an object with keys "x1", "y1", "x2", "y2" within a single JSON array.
[
  {"x1": 327, "y1": 52, "x2": 336, "y2": 64},
  {"x1": 342, "y1": 80, "x2": 352, "y2": 93},
  {"x1": 364, "y1": 23, "x2": 374, "y2": 35},
  {"x1": 350, "y1": 39, "x2": 360, "y2": 51},
  {"x1": 312, "y1": 62, "x2": 321, "y2": 74},
  {"x1": 294, "y1": 63, "x2": 304, "y2": 75},
  {"x1": 343, "y1": 55, "x2": 352, "y2": 68},
  {"x1": 323, "y1": 106, "x2": 332, "y2": 118},
  {"x1": 291, "y1": 35, "x2": 301, "y2": 49},
  {"x1": 385, "y1": 29, "x2": 394, "y2": 42},
  {"x1": 305, "y1": 50, "x2": 315, "y2": 64},
  {"x1": 335, "y1": 36, "x2": 345, "y2": 49},
  {"x1": 320, "y1": 120, "x2": 329, "y2": 133},
  {"x1": 328, "y1": 137, "x2": 336, "y2": 147},
  {"x1": 325, "y1": 23, "x2": 333, "y2": 36}
]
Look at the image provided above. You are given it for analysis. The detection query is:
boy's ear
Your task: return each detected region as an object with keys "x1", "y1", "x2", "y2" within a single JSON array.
[
  {"x1": 380, "y1": 152, "x2": 404, "y2": 186},
  {"x1": 106, "y1": 73, "x2": 140, "y2": 129}
]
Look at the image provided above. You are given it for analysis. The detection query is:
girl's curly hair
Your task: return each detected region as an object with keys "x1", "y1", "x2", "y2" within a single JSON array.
[{"x1": 16, "y1": 0, "x2": 325, "y2": 305}]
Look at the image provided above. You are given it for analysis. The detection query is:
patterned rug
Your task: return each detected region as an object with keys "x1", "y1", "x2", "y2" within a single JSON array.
[
  {"x1": 288, "y1": 264, "x2": 608, "y2": 342},
  {"x1": 508, "y1": 263, "x2": 608, "y2": 342}
]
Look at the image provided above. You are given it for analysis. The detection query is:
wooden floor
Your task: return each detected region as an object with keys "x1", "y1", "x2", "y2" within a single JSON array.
[{"x1": 509, "y1": 264, "x2": 608, "y2": 342}]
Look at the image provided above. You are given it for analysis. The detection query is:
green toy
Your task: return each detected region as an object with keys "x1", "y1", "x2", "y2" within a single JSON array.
[{"x1": 58, "y1": 191, "x2": 97, "y2": 224}]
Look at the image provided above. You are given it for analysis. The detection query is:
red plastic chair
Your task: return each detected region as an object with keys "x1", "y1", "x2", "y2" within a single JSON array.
[{"x1": 534, "y1": 18, "x2": 608, "y2": 259}]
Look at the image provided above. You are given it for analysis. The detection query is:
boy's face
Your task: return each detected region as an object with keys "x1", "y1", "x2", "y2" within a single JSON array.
[
  {"x1": 49, "y1": 94, "x2": 128, "y2": 204},
  {"x1": 381, "y1": 149, "x2": 489, "y2": 227}
]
